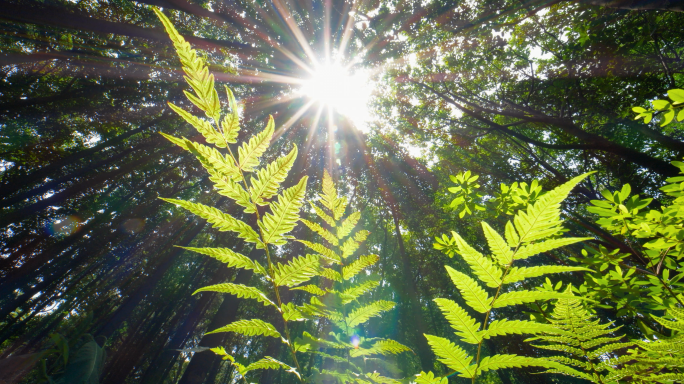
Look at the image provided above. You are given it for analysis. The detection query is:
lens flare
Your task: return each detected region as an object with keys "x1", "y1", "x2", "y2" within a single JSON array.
[
  {"x1": 46, "y1": 215, "x2": 82, "y2": 237},
  {"x1": 350, "y1": 334, "x2": 360, "y2": 348}
]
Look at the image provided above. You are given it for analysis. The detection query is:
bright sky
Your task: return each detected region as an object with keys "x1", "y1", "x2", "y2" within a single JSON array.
[{"x1": 300, "y1": 62, "x2": 374, "y2": 133}]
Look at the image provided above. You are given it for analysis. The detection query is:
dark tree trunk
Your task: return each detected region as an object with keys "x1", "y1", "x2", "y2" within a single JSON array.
[
  {"x1": 575, "y1": 0, "x2": 684, "y2": 11},
  {"x1": 178, "y1": 267, "x2": 255, "y2": 384}
]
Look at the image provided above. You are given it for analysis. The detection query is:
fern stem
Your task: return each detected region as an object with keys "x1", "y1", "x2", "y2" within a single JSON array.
[{"x1": 220, "y1": 129, "x2": 305, "y2": 382}]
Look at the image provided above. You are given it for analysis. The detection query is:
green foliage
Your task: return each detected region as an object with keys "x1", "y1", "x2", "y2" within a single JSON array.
[
  {"x1": 37, "y1": 333, "x2": 106, "y2": 384},
  {"x1": 445, "y1": 171, "x2": 485, "y2": 218},
  {"x1": 427, "y1": 173, "x2": 593, "y2": 381},
  {"x1": 294, "y1": 170, "x2": 410, "y2": 383},
  {"x1": 632, "y1": 89, "x2": 684, "y2": 127},
  {"x1": 153, "y1": 11, "x2": 408, "y2": 383},
  {"x1": 614, "y1": 306, "x2": 684, "y2": 382},
  {"x1": 578, "y1": 159, "x2": 684, "y2": 316},
  {"x1": 526, "y1": 286, "x2": 632, "y2": 383}
]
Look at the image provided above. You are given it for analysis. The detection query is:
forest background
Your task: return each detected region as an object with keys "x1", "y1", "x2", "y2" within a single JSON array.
[{"x1": 0, "y1": 0, "x2": 682, "y2": 383}]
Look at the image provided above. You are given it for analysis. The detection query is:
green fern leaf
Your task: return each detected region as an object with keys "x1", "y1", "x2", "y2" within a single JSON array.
[
  {"x1": 341, "y1": 279, "x2": 380, "y2": 304},
  {"x1": 167, "y1": 102, "x2": 224, "y2": 146},
  {"x1": 337, "y1": 211, "x2": 361, "y2": 239},
  {"x1": 333, "y1": 196, "x2": 348, "y2": 221},
  {"x1": 320, "y1": 268, "x2": 342, "y2": 281},
  {"x1": 238, "y1": 116, "x2": 274, "y2": 172},
  {"x1": 481, "y1": 222, "x2": 513, "y2": 265},
  {"x1": 502, "y1": 266, "x2": 590, "y2": 284},
  {"x1": 185, "y1": 140, "x2": 240, "y2": 179},
  {"x1": 433, "y1": 298, "x2": 482, "y2": 344},
  {"x1": 342, "y1": 254, "x2": 379, "y2": 280},
  {"x1": 451, "y1": 231, "x2": 502, "y2": 288},
  {"x1": 160, "y1": 198, "x2": 261, "y2": 244},
  {"x1": 193, "y1": 283, "x2": 274, "y2": 307},
  {"x1": 259, "y1": 176, "x2": 308, "y2": 246},
  {"x1": 415, "y1": 371, "x2": 448, "y2": 384},
  {"x1": 504, "y1": 221, "x2": 520, "y2": 247},
  {"x1": 513, "y1": 173, "x2": 591, "y2": 244},
  {"x1": 445, "y1": 266, "x2": 491, "y2": 313},
  {"x1": 346, "y1": 300, "x2": 395, "y2": 328},
  {"x1": 244, "y1": 356, "x2": 297, "y2": 378},
  {"x1": 424, "y1": 334, "x2": 475, "y2": 378},
  {"x1": 587, "y1": 342, "x2": 633, "y2": 359},
  {"x1": 492, "y1": 290, "x2": 574, "y2": 309},
  {"x1": 300, "y1": 218, "x2": 338, "y2": 246},
  {"x1": 291, "y1": 284, "x2": 327, "y2": 296},
  {"x1": 320, "y1": 169, "x2": 338, "y2": 212},
  {"x1": 273, "y1": 254, "x2": 320, "y2": 287},
  {"x1": 341, "y1": 237, "x2": 360, "y2": 259},
  {"x1": 160, "y1": 132, "x2": 190, "y2": 150},
  {"x1": 207, "y1": 318, "x2": 280, "y2": 338},
  {"x1": 212, "y1": 176, "x2": 256, "y2": 213},
  {"x1": 297, "y1": 240, "x2": 341, "y2": 263},
  {"x1": 354, "y1": 230, "x2": 370, "y2": 243},
  {"x1": 153, "y1": 8, "x2": 219, "y2": 120},
  {"x1": 481, "y1": 319, "x2": 560, "y2": 339},
  {"x1": 281, "y1": 302, "x2": 306, "y2": 321},
  {"x1": 312, "y1": 202, "x2": 336, "y2": 227},
  {"x1": 349, "y1": 339, "x2": 411, "y2": 357},
  {"x1": 221, "y1": 86, "x2": 240, "y2": 143},
  {"x1": 179, "y1": 246, "x2": 266, "y2": 275},
  {"x1": 476, "y1": 354, "x2": 565, "y2": 375},
  {"x1": 250, "y1": 145, "x2": 298, "y2": 205},
  {"x1": 514, "y1": 237, "x2": 592, "y2": 261}
]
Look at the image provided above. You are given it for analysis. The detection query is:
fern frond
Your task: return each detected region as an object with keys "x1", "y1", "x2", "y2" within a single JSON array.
[
  {"x1": 492, "y1": 290, "x2": 573, "y2": 309},
  {"x1": 244, "y1": 356, "x2": 299, "y2": 379},
  {"x1": 153, "y1": 8, "x2": 219, "y2": 120},
  {"x1": 514, "y1": 237, "x2": 592, "y2": 261},
  {"x1": 291, "y1": 284, "x2": 327, "y2": 296},
  {"x1": 445, "y1": 266, "x2": 491, "y2": 313},
  {"x1": 320, "y1": 268, "x2": 342, "y2": 281},
  {"x1": 320, "y1": 169, "x2": 338, "y2": 212},
  {"x1": 433, "y1": 298, "x2": 482, "y2": 344},
  {"x1": 502, "y1": 265, "x2": 590, "y2": 284},
  {"x1": 333, "y1": 196, "x2": 348, "y2": 220},
  {"x1": 451, "y1": 231, "x2": 502, "y2": 288},
  {"x1": 512, "y1": 173, "x2": 591, "y2": 244},
  {"x1": 346, "y1": 300, "x2": 395, "y2": 328},
  {"x1": 280, "y1": 302, "x2": 306, "y2": 321},
  {"x1": 341, "y1": 237, "x2": 360, "y2": 259},
  {"x1": 182, "y1": 139, "x2": 240, "y2": 179},
  {"x1": 530, "y1": 342, "x2": 584, "y2": 356},
  {"x1": 653, "y1": 314, "x2": 684, "y2": 332},
  {"x1": 167, "y1": 102, "x2": 224, "y2": 146},
  {"x1": 180, "y1": 246, "x2": 266, "y2": 275},
  {"x1": 238, "y1": 116, "x2": 274, "y2": 172},
  {"x1": 481, "y1": 319, "x2": 560, "y2": 339},
  {"x1": 349, "y1": 339, "x2": 411, "y2": 357},
  {"x1": 160, "y1": 132, "x2": 190, "y2": 150},
  {"x1": 312, "y1": 202, "x2": 336, "y2": 227},
  {"x1": 355, "y1": 230, "x2": 370, "y2": 243},
  {"x1": 415, "y1": 371, "x2": 448, "y2": 384},
  {"x1": 273, "y1": 254, "x2": 320, "y2": 287},
  {"x1": 207, "y1": 319, "x2": 280, "y2": 338},
  {"x1": 212, "y1": 176, "x2": 256, "y2": 213},
  {"x1": 341, "y1": 279, "x2": 380, "y2": 304},
  {"x1": 476, "y1": 354, "x2": 553, "y2": 374},
  {"x1": 424, "y1": 334, "x2": 475, "y2": 378},
  {"x1": 259, "y1": 176, "x2": 308, "y2": 246},
  {"x1": 193, "y1": 283, "x2": 275, "y2": 307},
  {"x1": 481, "y1": 222, "x2": 513, "y2": 265},
  {"x1": 300, "y1": 218, "x2": 339, "y2": 246},
  {"x1": 337, "y1": 211, "x2": 361, "y2": 239},
  {"x1": 249, "y1": 145, "x2": 298, "y2": 205},
  {"x1": 297, "y1": 240, "x2": 341, "y2": 263},
  {"x1": 342, "y1": 254, "x2": 379, "y2": 280},
  {"x1": 221, "y1": 86, "x2": 240, "y2": 143},
  {"x1": 587, "y1": 342, "x2": 634, "y2": 359},
  {"x1": 160, "y1": 198, "x2": 261, "y2": 244},
  {"x1": 504, "y1": 221, "x2": 520, "y2": 247}
]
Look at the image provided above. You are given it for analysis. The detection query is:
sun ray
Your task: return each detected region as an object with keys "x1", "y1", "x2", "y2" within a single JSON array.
[{"x1": 273, "y1": 99, "x2": 317, "y2": 141}]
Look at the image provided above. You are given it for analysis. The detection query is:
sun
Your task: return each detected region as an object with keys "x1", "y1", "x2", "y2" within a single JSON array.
[{"x1": 301, "y1": 62, "x2": 373, "y2": 131}]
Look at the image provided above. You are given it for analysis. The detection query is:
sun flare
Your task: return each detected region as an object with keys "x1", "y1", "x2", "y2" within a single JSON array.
[{"x1": 301, "y1": 63, "x2": 373, "y2": 131}]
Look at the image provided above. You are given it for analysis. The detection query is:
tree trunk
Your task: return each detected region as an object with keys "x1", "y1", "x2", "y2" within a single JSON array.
[
  {"x1": 178, "y1": 266, "x2": 255, "y2": 384},
  {"x1": 575, "y1": 0, "x2": 684, "y2": 11}
]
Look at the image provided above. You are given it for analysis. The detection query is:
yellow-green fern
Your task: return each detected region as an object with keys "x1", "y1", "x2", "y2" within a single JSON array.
[{"x1": 427, "y1": 173, "x2": 594, "y2": 382}]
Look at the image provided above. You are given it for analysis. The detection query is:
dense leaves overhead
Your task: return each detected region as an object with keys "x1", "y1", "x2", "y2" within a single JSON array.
[{"x1": 1, "y1": 0, "x2": 683, "y2": 383}]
